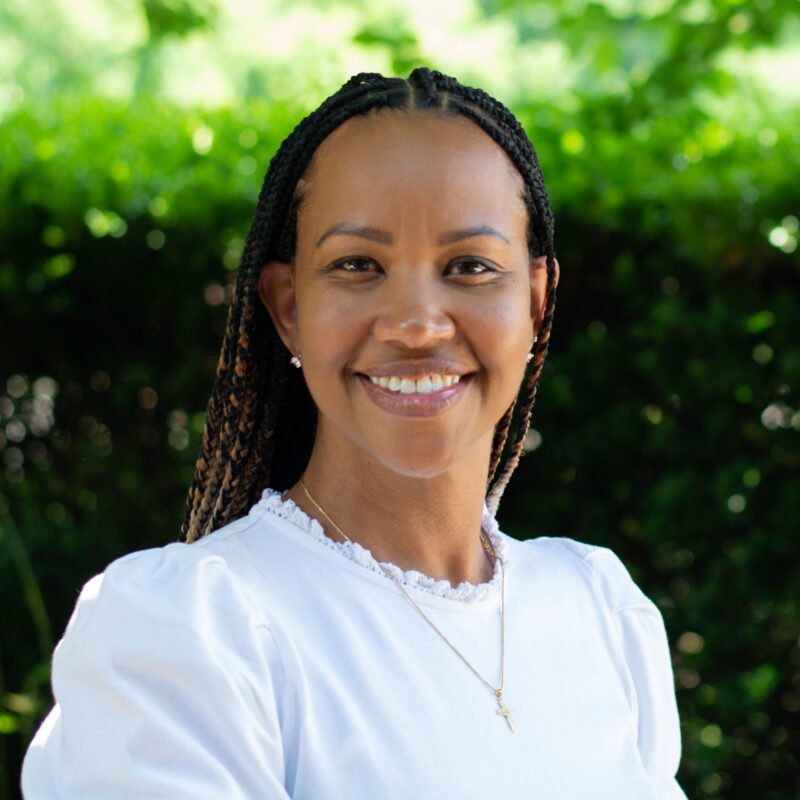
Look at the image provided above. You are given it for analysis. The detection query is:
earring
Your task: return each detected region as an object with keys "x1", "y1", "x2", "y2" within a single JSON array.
[
  {"x1": 290, "y1": 354, "x2": 302, "y2": 369},
  {"x1": 526, "y1": 334, "x2": 538, "y2": 363}
]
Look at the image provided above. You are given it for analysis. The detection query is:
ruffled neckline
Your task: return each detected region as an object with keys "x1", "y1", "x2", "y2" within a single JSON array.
[{"x1": 253, "y1": 487, "x2": 507, "y2": 602}]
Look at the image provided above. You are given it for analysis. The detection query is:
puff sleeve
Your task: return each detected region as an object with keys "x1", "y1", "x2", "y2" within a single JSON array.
[
  {"x1": 21, "y1": 544, "x2": 290, "y2": 799},
  {"x1": 567, "y1": 541, "x2": 687, "y2": 800}
]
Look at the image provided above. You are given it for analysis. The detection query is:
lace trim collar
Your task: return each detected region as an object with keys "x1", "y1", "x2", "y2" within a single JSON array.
[{"x1": 253, "y1": 487, "x2": 507, "y2": 602}]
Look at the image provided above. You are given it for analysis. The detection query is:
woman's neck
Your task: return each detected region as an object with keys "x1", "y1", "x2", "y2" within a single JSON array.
[{"x1": 282, "y1": 436, "x2": 496, "y2": 586}]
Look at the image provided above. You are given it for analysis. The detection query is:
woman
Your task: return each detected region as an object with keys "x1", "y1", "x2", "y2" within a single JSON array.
[{"x1": 22, "y1": 68, "x2": 686, "y2": 798}]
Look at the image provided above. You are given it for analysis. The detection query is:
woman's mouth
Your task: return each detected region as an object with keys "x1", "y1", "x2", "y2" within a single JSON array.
[
  {"x1": 366, "y1": 373, "x2": 462, "y2": 394},
  {"x1": 356, "y1": 372, "x2": 473, "y2": 417}
]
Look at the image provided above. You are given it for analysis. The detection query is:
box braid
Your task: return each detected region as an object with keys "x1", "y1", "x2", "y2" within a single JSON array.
[{"x1": 181, "y1": 67, "x2": 557, "y2": 542}]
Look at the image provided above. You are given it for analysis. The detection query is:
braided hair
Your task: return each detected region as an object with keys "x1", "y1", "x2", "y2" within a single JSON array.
[{"x1": 181, "y1": 67, "x2": 558, "y2": 542}]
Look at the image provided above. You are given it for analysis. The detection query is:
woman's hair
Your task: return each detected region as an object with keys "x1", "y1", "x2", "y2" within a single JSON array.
[{"x1": 181, "y1": 67, "x2": 558, "y2": 543}]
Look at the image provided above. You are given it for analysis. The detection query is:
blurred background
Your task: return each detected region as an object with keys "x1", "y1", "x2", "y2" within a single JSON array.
[{"x1": 1, "y1": 0, "x2": 799, "y2": 797}]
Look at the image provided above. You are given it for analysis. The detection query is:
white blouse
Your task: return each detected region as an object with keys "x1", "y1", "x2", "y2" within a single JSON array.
[{"x1": 22, "y1": 489, "x2": 687, "y2": 799}]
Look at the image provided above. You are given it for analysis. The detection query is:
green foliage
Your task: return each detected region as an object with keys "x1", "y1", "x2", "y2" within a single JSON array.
[
  {"x1": 1, "y1": 1, "x2": 799, "y2": 798},
  {"x1": 141, "y1": 0, "x2": 218, "y2": 39}
]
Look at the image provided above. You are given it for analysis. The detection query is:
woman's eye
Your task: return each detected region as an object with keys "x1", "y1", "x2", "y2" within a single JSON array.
[
  {"x1": 448, "y1": 259, "x2": 495, "y2": 276},
  {"x1": 330, "y1": 257, "x2": 379, "y2": 274}
]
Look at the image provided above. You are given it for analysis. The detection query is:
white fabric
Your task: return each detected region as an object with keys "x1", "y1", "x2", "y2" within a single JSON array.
[
  {"x1": 22, "y1": 489, "x2": 687, "y2": 799},
  {"x1": 256, "y1": 488, "x2": 508, "y2": 601}
]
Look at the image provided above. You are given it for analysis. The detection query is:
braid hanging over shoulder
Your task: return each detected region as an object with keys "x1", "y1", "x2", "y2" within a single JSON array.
[{"x1": 181, "y1": 67, "x2": 558, "y2": 542}]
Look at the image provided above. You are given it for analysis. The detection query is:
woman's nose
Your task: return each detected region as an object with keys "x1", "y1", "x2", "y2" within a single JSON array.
[{"x1": 372, "y1": 280, "x2": 456, "y2": 349}]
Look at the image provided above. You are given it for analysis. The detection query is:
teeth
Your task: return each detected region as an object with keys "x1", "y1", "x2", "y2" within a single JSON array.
[{"x1": 368, "y1": 373, "x2": 463, "y2": 394}]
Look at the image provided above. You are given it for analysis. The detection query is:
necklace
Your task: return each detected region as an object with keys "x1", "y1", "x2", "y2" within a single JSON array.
[{"x1": 299, "y1": 476, "x2": 518, "y2": 733}]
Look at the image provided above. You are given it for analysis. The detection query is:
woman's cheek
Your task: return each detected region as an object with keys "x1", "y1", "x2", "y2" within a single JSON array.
[
  {"x1": 470, "y1": 296, "x2": 531, "y2": 360},
  {"x1": 300, "y1": 288, "x2": 362, "y2": 349}
]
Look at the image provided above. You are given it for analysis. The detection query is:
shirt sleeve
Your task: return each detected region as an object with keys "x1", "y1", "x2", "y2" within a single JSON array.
[
  {"x1": 21, "y1": 543, "x2": 290, "y2": 800},
  {"x1": 580, "y1": 544, "x2": 687, "y2": 800}
]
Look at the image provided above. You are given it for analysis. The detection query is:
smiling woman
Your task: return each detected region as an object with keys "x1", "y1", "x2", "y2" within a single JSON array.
[
  {"x1": 259, "y1": 111, "x2": 548, "y2": 524},
  {"x1": 21, "y1": 68, "x2": 687, "y2": 799}
]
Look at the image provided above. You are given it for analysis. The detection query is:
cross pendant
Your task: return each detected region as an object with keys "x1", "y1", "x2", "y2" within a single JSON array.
[{"x1": 495, "y1": 691, "x2": 518, "y2": 733}]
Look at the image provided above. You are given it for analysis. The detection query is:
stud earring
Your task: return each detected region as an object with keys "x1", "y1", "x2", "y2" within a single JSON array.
[
  {"x1": 526, "y1": 334, "x2": 539, "y2": 363},
  {"x1": 290, "y1": 354, "x2": 302, "y2": 369}
]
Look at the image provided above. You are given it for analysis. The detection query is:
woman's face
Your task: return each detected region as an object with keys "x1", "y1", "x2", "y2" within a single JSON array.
[{"x1": 260, "y1": 111, "x2": 556, "y2": 479}]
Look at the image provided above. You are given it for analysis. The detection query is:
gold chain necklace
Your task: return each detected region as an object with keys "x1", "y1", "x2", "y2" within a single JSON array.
[{"x1": 299, "y1": 476, "x2": 518, "y2": 733}]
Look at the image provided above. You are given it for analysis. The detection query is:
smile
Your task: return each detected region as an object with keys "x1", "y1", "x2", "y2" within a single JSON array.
[
  {"x1": 367, "y1": 374, "x2": 462, "y2": 395},
  {"x1": 357, "y1": 373, "x2": 472, "y2": 418}
]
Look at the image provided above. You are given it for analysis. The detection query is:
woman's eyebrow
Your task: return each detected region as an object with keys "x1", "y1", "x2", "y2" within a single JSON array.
[
  {"x1": 439, "y1": 225, "x2": 510, "y2": 245},
  {"x1": 315, "y1": 223, "x2": 510, "y2": 248},
  {"x1": 315, "y1": 223, "x2": 391, "y2": 248}
]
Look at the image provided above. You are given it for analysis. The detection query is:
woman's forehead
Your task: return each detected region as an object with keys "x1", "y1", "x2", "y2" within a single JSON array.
[
  {"x1": 297, "y1": 111, "x2": 527, "y2": 236},
  {"x1": 307, "y1": 111, "x2": 521, "y2": 186}
]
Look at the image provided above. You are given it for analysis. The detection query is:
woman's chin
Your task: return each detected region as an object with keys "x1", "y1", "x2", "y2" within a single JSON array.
[
  {"x1": 313, "y1": 413, "x2": 494, "y2": 481},
  {"x1": 373, "y1": 459, "x2": 457, "y2": 481},
  {"x1": 361, "y1": 434, "x2": 480, "y2": 481}
]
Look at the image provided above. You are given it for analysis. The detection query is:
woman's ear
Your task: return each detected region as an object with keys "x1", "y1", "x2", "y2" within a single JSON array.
[
  {"x1": 529, "y1": 255, "x2": 560, "y2": 338},
  {"x1": 257, "y1": 261, "x2": 297, "y2": 352}
]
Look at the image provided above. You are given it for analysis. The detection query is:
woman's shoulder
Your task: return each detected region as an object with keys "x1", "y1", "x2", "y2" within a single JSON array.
[
  {"x1": 62, "y1": 512, "x2": 273, "y2": 653},
  {"x1": 24, "y1": 515, "x2": 290, "y2": 799},
  {"x1": 506, "y1": 533, "x2": 659, "y2": 616}
]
